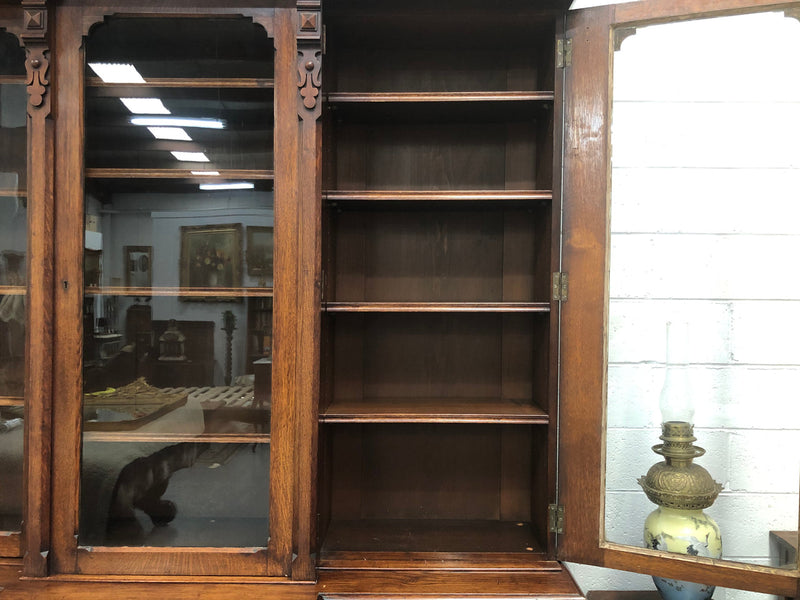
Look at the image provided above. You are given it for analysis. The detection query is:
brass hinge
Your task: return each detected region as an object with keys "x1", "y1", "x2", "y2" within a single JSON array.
[
  {"x1": 548, "y1": 503, "x2": 565, "y2": 534},
  {"x1": 556, "y1": 38, "x2": 572, "y2": 69},
  {"x1": 553, "y1": 272, "x2": 569, "y2": 302}
]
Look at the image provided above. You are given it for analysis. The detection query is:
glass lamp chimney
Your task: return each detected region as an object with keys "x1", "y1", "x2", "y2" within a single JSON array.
[{"x1": 659, "y1": 320, "x2": 695, "y2": 425}]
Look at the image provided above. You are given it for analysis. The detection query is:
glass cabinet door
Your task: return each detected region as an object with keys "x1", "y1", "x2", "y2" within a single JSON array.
[
  {"x1": 560, "y1": 1, "x2": 800, "y2": 597},
  {"x1": 81, "y1": 14, "x2": 274, "y2": 548},
  {"x1": 0, "y1": 27, "x2": 27, "y2": 558}
]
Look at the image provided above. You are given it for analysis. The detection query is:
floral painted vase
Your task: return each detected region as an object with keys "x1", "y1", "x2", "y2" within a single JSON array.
[{"x1": 644, "y1": 506, "x2": 722, "y2": 600}]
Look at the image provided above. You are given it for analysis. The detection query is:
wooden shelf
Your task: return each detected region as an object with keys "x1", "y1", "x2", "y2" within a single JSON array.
[
  {"x1": 321, "y1": 519, "x2": 545, "y2": 555},
  {"x1": 84, "y1": 286, "x2": 273, "y2": 298},
  {"x1": 0, "y1": 396, "x2": 24, "y2": 406},
  {"x1": 324, "y1": 189, "x2": 552, "y2": 202},
  {"x1": 327, "y1": 91, "x2": 554, "y2": 103},
  {"x1": 0, "y1": 190, "x2": 25, "y2": 199},
  {"x1": 325, "y1": 302, "x2": 550, "y2": 313},
  {"x1": 82, "y1": 432, "x2": 270, "y2": 444},
  {"x1": 321, "y1": 397, "x2": 548, "y2": 424}
]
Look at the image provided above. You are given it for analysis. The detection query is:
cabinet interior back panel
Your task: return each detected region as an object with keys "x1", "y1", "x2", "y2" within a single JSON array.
[
  {"x1": 332, "y1": 209, "x2": 550, "y2": 302},
  {"x1": 330, "y1": 47, "x2": 543, "y2": 93},
  {"x1": 332, "y1": 120, "x2": 541, "y2": 190},
  {"x1": 329, "y1": 313, "x2": 547, "y2": 404},
  {"x1": 328, "y1": 423, "x2": 536, "y2": 521}
]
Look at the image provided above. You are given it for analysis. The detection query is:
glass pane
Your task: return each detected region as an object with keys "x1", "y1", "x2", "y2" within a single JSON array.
[
  {"x1": 79, "y1": 17, "x2": 274, "y2": 548},
  {"x1": 85, "y1": 87, "x2": 274, "y2": 171},
  {"x1": 605, "y1": 9, "x2": 800, "y2": 574},
  {"x1": 0, "y1": 29, "x2": 27, "y2": 534}
]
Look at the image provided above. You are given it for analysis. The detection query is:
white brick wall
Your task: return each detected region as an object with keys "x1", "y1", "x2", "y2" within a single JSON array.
[{"x1": 566, "y1": 6, "x2": 800, "y2": 599}]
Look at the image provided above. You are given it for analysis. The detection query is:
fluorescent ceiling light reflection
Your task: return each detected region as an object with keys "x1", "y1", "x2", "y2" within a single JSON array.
[
  {"x1": 199, "y1": 182, "x2": 255, "y2": 191},
  {"x1": 171, "y1": 151, "x2": 210, "y2": 162},
  {"x1": 120, "y1": 98, "x2": 171, "y2": 115},
  {"x1": 148, "y1": 127, "x2": 192, "y2": 141},
  {"x1": 191, "y1": 170, "x2": 220, "y2": 176},
  {"x1": 131, "y1": 116, "x2": 225, "y2": 129},
  {"x1": 88, "y1": 63, "x2": 145, "y2": 84}
]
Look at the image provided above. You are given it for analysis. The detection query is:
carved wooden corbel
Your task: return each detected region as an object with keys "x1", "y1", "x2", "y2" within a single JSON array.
[
  {"x1": 20, "y1": 1, "x2": 50, "y2": 116},
  {"x1": 297, "y1": 48, "x2": 322, "y2": 113},
  {"x1": 24, "y1": 45, "x2": 49, "y2": 113},
  {"x1": 296, "y1": 1, "x2": 322, "y2": 119}
]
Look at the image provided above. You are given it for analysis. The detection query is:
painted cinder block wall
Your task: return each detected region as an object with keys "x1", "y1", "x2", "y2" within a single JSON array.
[{"x1": 564, "y1": 5, "x2": 800, "y2": 598}]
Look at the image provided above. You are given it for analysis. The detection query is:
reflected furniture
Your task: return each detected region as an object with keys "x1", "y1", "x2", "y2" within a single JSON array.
[{"x1": 150, "y1": 320, "x2": 214, "y2": 388}]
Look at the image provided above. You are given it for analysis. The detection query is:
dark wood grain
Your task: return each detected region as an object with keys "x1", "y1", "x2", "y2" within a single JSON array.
[
  {"x1": 330, "y1": 209, "x2": 547, "y2": 303},
  {"x1": 325, "y1": 423, "x2": 542, "y2": 531},
  {"x1": 324, "y1": 12, "x2": 558, "y2": 94},
  {"x1": 331, "y1": 119, "x2": 544, "y2": 190},
  {"x1": 328, "y1": 313, "x2": 544, "y2": 404},
  {"x1": 320, "y1": 519, "x2": 544, "y2": 555}
]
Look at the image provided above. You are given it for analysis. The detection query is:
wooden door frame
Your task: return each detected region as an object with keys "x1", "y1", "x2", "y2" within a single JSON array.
[
  {"x1": 558, "y1": 1, "x2": 799, "y2": 597},
  {"x1": 49, "y1": 1, "x2": 299, "y2": 577},
  {"x1": 0, "y1": 1, "x2": 55, "y2": 575}
]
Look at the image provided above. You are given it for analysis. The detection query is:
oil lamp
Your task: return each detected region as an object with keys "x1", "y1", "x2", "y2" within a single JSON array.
[{"x1": 638, "y1": 321, "x2": 723, "y2": 600}]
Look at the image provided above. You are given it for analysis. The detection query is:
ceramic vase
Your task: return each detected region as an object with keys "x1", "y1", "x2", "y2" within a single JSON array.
[{"x1": 644, "y1": 506, "x2": 722, "y2": 600}]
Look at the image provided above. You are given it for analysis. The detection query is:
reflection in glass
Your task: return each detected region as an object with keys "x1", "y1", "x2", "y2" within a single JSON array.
[
  {"x1": 80, "y1": 17, "x2": 274, "y2": 548},
  {"x1": 0, "y1": 30, "x2": 27, "y2": 534},
  {"x1": 85, "y1": 87, "x2": 274, "y2": 171},
  {"x1": 606, "y1": 11, "x2": 800, "y2": 572},
  {"x1": 81, "y1": 441, "x2": 270, "y2": 547}
]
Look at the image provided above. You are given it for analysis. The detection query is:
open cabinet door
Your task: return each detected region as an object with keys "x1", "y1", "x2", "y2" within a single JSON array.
[{"x1": 559, "y1": 0, "x2": 800, "y2": 596}]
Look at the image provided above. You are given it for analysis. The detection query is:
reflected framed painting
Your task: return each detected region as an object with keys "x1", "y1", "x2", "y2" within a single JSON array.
[
  {"x1": 179, "y1": 223, "x2": 242, "y2": 301},
  {"x1": 246, "y1": 225, "x2": 273, "y2": 282},
  {"x1": 124, "y1": 245, "x2": 152, "y2": 289}
]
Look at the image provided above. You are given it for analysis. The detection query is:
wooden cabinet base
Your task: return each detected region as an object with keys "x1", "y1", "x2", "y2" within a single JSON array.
[{"x1": 0, "y1": 567, "x2": 584, "y2": 599}]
